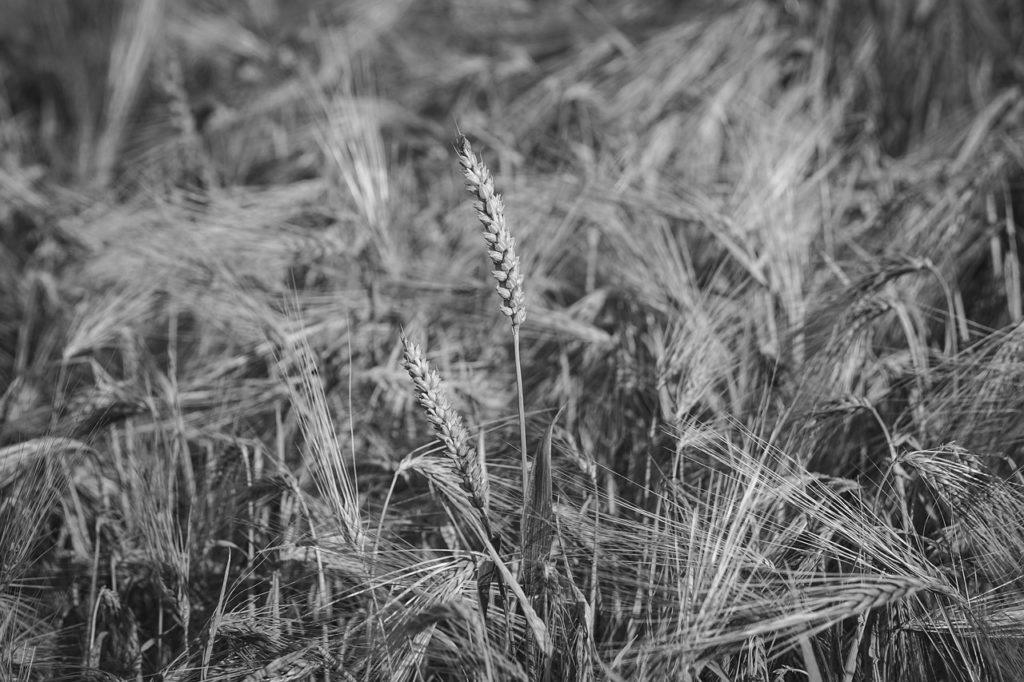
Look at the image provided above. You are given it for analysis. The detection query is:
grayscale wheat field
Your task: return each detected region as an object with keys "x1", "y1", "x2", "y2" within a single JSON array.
[{"x1": 2, "y1": 1, "x2": 1024, "y2": 680}]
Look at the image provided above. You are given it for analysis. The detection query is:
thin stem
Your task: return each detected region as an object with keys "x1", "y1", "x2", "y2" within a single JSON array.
[{"x1": 513, "y1": 329, "x2": 528, "y2": 529}]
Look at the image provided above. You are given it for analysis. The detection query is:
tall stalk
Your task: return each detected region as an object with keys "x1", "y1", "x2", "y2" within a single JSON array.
[
  {"x1": 513, "y1": 328, "x2": 528, "y2": 513},
  {"x1": 455, "y1": 136, "x2": 529, "y2": 509}
]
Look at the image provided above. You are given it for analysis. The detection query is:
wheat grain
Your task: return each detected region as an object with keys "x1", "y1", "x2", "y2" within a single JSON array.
[
  {"x1": 401, "y1": 334, "x2": 490, "y2": 517},
  {"x1": 455, "y1": 136, "x2": 526, "y2": 330}
]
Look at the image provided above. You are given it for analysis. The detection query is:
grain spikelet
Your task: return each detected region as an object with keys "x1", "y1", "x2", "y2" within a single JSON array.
[
  {"x1": 401, "y1": 334, "x2": 491, "y2": 521},
  {"x1": 455, "y1": 136, "x2": 526, "y2": 330}
]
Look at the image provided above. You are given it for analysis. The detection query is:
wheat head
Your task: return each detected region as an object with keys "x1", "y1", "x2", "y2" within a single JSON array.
[
  {"x1": 401, "y1": 334, "x2": 491, "y2": 517},
  {"x1": 455, "y1": 136, "x2": 526, "y2": 330}
]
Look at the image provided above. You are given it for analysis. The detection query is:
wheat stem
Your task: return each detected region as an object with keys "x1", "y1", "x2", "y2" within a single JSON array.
[{"x1": 513, "y1": 328, "x2": 528, "y2": 528}]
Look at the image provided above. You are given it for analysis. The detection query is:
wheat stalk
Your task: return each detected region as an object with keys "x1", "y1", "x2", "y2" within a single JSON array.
[
  {"x1": 401, "y1": 334, "x2": 491, "y2": 520},
  {"x1": 455, "y1": 136, "x2": 530, "y2": 523}
]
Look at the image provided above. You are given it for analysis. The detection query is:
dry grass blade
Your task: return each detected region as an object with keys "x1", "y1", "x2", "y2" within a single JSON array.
[
  {"x1": 92, "y1": 0, "x2": 165, "y2": 188},
  {"x1": 275, "y1": 325, "x2": 364, "y2": 551},
  {"x1": 480, "y1": 534, "x2": 553, "y2": 660},
  {"x1": 315, "y1": 68, "x2": 396, "y2": 275},
  {"x1": 520, "y1": 406, "x2": 562, "y2": 680},
  {"x1": 522, "y1": 407, "x2": 560, "y2": 586},
  {"x1": 475, "y1": 551, "x2": 502, "y2": 618}
]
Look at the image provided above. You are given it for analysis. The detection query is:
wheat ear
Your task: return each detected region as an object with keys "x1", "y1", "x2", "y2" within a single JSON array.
[
  {"x1": 455, "y1": 136, "x2": 526, "y2": 329},
  {"x1": 401, "y1": 334, "x2": 490, "y2": 518},
  {"x1": 455, "y1": 136, "x2": 529, "y2": 519}
]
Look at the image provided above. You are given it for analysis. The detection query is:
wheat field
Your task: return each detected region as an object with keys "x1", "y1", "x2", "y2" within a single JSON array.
[{"x1": 2, "y1": 1, "x2": 1024, "y2": 680}]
